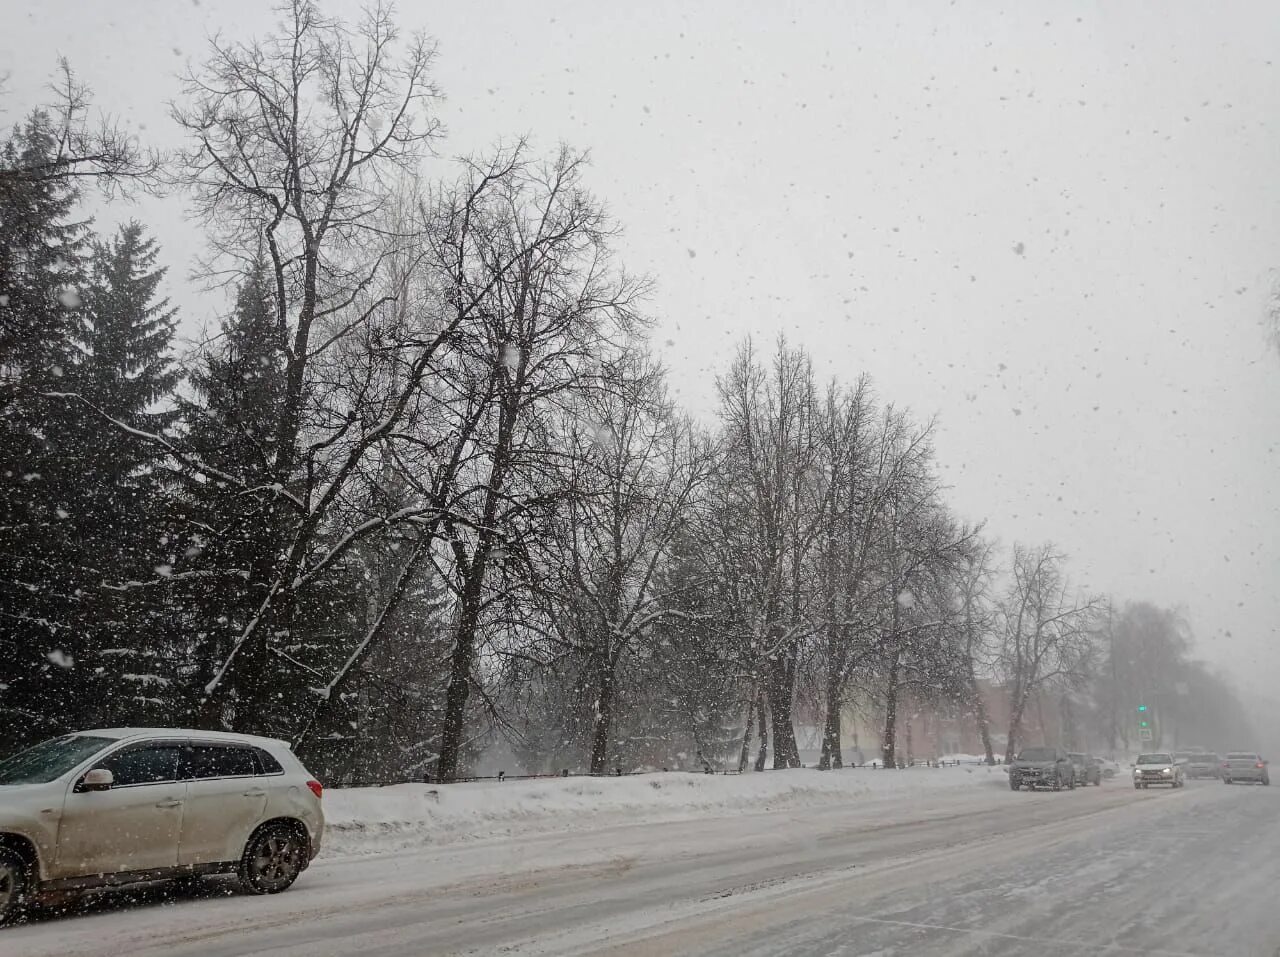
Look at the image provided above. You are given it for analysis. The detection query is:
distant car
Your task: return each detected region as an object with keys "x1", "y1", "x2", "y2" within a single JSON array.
[
  {"x1": 1185, "y1": 753, "x2": 1222, "y2": 779},
  {"x1": 0, "y1": 728, "x2": 324, "y2": 923},
  {"x1": 1009, "y1": 747, "x2": 1076, "y2": 791},
  {"x1": 1068, "y1": 752, "x2": 1102, "y2": 786},
  {"x1": 1222, "y1": 752, "x2": 1270, "y2": 785},
  {"x1": 1133, "y1": 752, "x2": 1185, "y2": 789}
]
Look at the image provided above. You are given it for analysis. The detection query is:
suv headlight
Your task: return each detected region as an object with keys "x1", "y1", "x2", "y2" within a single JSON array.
[{"x1": 1161, "y1": 767, "x2": 1172, "y2": 775}]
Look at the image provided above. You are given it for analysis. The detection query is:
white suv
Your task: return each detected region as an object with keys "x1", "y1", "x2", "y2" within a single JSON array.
[{"x1": 0, "y1": 728, "x2": 324, "y2": 922}]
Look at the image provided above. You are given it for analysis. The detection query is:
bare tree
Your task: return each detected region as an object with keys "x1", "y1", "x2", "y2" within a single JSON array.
[
  {"x1": 815, "y1": 393, "x2": 937, "y2": 769},
  {"x1": 530, "y1": 354, "x2": 711, "y2": 773},
  {"x1": 0, "y1": 58, "x2": 160, "y2": 195},
  {"x1": 952, "y1": 536, "x2": 1000, "y2": 764},
  {"x1": 714, "y1": 338, "x2": 834, "y2": 769},
  {"x1": 999, "y1": 543, "x2": 1102, "y2": 762},
  {"x1": 422, "y1": 149, "x2": 644, "y2": 782},
  {"x1": 873, "y1": 493, "x2": 973, "y2": 768}
]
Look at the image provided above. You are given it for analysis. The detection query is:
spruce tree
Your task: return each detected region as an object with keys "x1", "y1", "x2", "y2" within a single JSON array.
[
  {"x1": 0, "y1": 111, "x2": 93, "y2": 745},
  {"x1": 177, "y1": 259, "x2": 288, "y2": 727},
  {"x1": 71, "y1": 221, "x2": 181, "y2": 726}
]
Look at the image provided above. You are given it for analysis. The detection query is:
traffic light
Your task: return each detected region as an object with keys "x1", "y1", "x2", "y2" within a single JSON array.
[
  {"x1": 1139, "y1": 720, "x2": 1150, "y2": 728},
  {"x1": 1137, "y1": 704, "x2": 1148, "y2": 713}
]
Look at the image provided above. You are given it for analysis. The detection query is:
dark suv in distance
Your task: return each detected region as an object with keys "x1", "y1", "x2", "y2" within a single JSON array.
[
  {"x1": 1069, "y1": 752, "x2": 1103, "y2": 786},
  {"x1": 1009, "y1": 747, "x2": 1076, "y2": 791},
  {"x1": 1185, "y1": 753, "x2": 1222, "y2": 779}
]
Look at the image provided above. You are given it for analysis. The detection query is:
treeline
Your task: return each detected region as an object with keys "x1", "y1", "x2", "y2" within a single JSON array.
[{"x1": 0, "y1": 3, "x2": 1251, "y2": 780}]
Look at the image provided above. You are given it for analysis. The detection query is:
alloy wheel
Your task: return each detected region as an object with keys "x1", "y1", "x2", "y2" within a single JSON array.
[
  {"x1": 248, "y1": 831, "x2": 302, "y2": 892},
  {"x1": 0, "y1": 864, "x2": 13, "y2": 914}
]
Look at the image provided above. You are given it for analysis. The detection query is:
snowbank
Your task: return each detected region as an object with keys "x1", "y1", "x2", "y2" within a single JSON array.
[{"x1": 321, "y1": 764, "x2": 1009, "y2": 858}]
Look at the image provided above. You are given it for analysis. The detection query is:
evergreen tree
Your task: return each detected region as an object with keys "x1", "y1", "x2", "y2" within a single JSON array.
[
  {"x1": 175, "y1": 259, "x2": 288, "y2": 727},
  {"x1": 0, "y1": 111, "x2": 94, "y2": 745},
  {"x1": 69, "y1": 221, "x2": 182, "y2": 726}
]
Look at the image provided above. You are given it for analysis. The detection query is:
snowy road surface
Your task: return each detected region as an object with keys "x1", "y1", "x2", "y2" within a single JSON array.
[{"x1": 3, "y1": 773, "x2": 1278, "y2": 956}]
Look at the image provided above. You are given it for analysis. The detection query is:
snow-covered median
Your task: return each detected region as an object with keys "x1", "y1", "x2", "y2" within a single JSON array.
[{"x1": 321, "y1": 764, "x2": 1009, "y2": 858}]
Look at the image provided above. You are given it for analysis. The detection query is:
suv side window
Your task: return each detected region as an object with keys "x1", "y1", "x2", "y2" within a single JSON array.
[
  {"x1": 95, "y1": 743, "x2": 182, "y2": 787},
  {"x1": 182, "y1": 744, "x2": 258, "y2": 780}
]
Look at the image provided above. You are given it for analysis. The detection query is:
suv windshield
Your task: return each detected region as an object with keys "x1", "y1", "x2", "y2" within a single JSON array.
[
  {"x1": 1137, "y1": 754, "x2": 1173, "y2": 765},
  {"x1": 1017, "y1": 748, "x2": 1056, "y2": 762},
  {"x1": 0, "y1": 734, "x2": 115, "y2": 785}
]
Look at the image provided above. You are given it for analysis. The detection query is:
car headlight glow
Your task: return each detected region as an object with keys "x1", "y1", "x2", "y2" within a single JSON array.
[{"x1": 1161, "y1": 767, "x2": 1172, "y2": 774}]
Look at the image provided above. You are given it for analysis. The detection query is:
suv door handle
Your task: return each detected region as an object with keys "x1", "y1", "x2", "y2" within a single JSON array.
[
  {"x1": 243, "y1": 788, "x2": 267, "y2": 797},
  {"x1": 155, "y1": 799, "x2": 183, "y2": 809}
]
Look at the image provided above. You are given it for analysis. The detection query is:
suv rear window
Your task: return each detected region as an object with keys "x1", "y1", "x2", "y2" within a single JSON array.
[
  {"x1": 255, "y1": 747, "x2": 284, "y2": 775},
  {"x1": 1227, "y1": 752, "x2": 1258, "y2": 760},
  {"x1": 182, "y1": 744, "x2": 259, "y2": 780}
]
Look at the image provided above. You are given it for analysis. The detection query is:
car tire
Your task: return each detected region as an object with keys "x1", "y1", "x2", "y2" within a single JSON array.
[
  {"x1": 1067, "y1": 775, "x2": 1076, "y2": 790},
  {"x1": 238, "y1": 822, "x2": 307, "y2": 896},
  {"x1": 1010, "y1": 779, "x2": 1021, "y2": 791},
  {"x1": 0, "y1": 847, "x2": 30, "y2": 925},
  {"x1": 1224, "y1": 777, "x2": 1232, "y2": 785},
  {"x1": 1134, "y1": 782, "x2": 1140, "y2": 790}
]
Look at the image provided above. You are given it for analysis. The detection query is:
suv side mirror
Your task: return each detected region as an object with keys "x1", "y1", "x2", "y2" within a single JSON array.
[{"x1": 80, "y1": 768, "x2": 114, "y2": 792}]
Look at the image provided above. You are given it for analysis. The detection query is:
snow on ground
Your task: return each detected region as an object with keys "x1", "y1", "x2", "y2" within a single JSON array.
[{"x1": 321, "y1": 764, "x2": 1010, "y2": 858}]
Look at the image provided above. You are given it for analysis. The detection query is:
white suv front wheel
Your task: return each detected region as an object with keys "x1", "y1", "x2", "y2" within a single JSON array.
[
  {"x1": 238, "y1": 822, "x2": 307, "y2": 895},
  {"x1": 0, "y1": 848, "x2": 30, "y2": 924}
]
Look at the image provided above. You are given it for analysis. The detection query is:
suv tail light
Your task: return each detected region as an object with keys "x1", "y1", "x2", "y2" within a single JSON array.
[
  {"x1": 1257, "y1": 762, "x2": 1265, "y2": 769},
  {"x1": 306, "y1": 779, "x2": 323, "y2": 800}
]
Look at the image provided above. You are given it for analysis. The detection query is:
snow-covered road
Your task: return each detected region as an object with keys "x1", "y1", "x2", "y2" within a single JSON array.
[{"x1": 3, "y1": 772, "x2": 1277, "y2": 956}]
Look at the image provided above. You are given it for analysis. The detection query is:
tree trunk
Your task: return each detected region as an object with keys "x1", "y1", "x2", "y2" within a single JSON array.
[
  {"x1": 767, "y1": 653, "x2": 801, "y2": 769},
  {"x1": 435, "y1": 567, "x2": 488, "y2": 782},
  {"x1": 881, "y1": 655, "x2": 900, "y2": 768},
  {"x1": 589, "y1": 664, "x2": 615, "y2": 775},
  {"x1": 754, "y1": 694, "x2": 769, "y2": 772},
  {"x1": 737, "y1": 692, "x2": 755, "y2": 773},
  {"x1": 1005, "y1": 692, "x2": 1027, "y2": 764},
  {"x1": 967, "y1": 664, "x2": 996, "y2": 765},
  {"x1": 818, "y1": 668, "x2": 843, "y2": 770},
  {"x1": 435, "y1": 379, "x2": 518, "y2": 782}
]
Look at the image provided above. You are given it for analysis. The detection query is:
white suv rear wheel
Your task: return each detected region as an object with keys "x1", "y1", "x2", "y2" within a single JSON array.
[{"x1": 238, "y1": 823, "x2": 307, "y2": 895}]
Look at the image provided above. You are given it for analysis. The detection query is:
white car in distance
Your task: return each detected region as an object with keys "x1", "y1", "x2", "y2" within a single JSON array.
[
  {"x1": 1132, "y1": 752, "x2": 1186, "y2": 789},
  {"x1": 0, "y1": 728, "x2": 323, "y2": 923}
]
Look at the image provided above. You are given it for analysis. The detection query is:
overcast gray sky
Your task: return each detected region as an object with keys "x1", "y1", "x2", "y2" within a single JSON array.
[{"x1": 5, "y1": 1, "x2": 1278, "y2": 709}]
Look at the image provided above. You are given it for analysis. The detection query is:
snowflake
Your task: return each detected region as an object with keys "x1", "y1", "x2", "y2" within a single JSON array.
[{"x1": 47, "y1": 649, "x2": 75, "y2": 669}]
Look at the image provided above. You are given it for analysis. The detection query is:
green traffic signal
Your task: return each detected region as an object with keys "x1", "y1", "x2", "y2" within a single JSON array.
[
  {"x1": 1139, "y1": 720, "x2": 1150, "y2": 728},
  {"x1": 1137, "y1": 704, "x2": 1148, "y2": 712}
]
